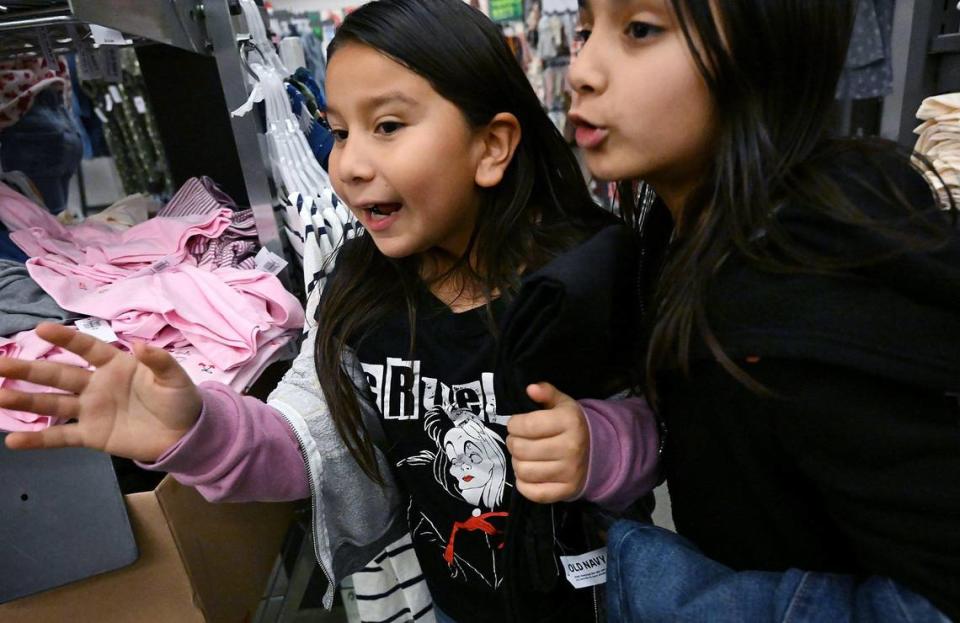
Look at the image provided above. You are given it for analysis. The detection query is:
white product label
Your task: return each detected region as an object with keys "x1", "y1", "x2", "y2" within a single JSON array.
[
  {"x1": 75, "y1": 318, "x2": 118, "y2": 343},
  {"x1": 148, "y1": 255, "x2": 175, "y2": 274},
  {"x1": 254, "y1": 247, "x2": 288, "y2": 275},
  {"x1": 94, "y1": 107, "x2": 108, "y2": 123},
  {"x1": 104, "y1": 94, "x2": 113, "y2": 112},
  {"x1": 133, "y1": 96, "x2": 147, "y2": 114},
  {"x1": 560, "y1": 547, "x2": 608, "y2": 589},
  {"x1": 76, "y1": 45, "x2": 102, "y2": 80},
  {"x1": 89, "y1": 24, "x2": 129, "y2": 46},
  {"x1": 99, "y1": 47, "x2": 122, "y2": 82},
  {"x1": 108, "y1": 85, "x2": 122, "y2": 104}
]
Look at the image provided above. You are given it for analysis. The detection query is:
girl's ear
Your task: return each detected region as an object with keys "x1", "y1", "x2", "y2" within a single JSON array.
[{"x1": 475, "y1": 112, "x2": 522, "y2": 188}]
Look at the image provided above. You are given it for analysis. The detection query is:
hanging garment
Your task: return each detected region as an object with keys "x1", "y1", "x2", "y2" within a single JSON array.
[
  {"x1": 349, "y1": 533, "x2": 437, "y2": 623},
  {"x1": 836, "y1": 0, "x2": 894, "y2": 100},
  {"x1": 0, "y1": 329, "x2": 89, "y2": 432},
  {"x1": 0, "y1": 260, "x2": 77, "y2": 337},
  {"x1": 0, "y1": 89, "x2": 82, "y2": 214},
  {"x1": 0, "y1": 56, "x2": 71, "y2": 131}
]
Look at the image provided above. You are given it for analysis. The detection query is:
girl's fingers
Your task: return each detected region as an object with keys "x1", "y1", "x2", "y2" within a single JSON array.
[
  {"x1": 35, "y1": 322, "x2": 121, "y2": 368},
  {"x1": 0, "y1": 388, "x2": 81, "y2": 420},
  {"x1": 0, "y1": 357, "x2": 91, "y2": 394},
  {"x1": 132, "y1": 343, "x2": 189, "y2": 387},
  {"x1": 506, "y1": 434, "x2": 564, "y2": 461},
  {"x1": 515, "y1": 481, "x2": 574, "y2": 505},
  {"x1": 512, "y1": 459, "x2": 569, "y2": 484},
  {"x1": 4, "y1": 423, "x2": 84, "y2": 450}
]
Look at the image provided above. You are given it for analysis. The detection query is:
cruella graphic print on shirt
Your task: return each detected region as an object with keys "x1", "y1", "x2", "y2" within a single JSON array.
[{"x1": 361, "y1": 357, "x2": 514, "y2": 591}]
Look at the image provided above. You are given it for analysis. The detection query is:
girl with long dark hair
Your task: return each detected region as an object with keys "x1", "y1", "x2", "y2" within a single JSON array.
[
  {"x1": 0, "y1": 1, "x2": 659, "y2": 621},
  {"x1": 569, "y1": 0, "x2": 960, "y2": 620}
]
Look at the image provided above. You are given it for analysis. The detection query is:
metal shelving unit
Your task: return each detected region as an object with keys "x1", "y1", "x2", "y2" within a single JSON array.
[{"x1": 0, "y1": 0, "x2": 285, "y2": 263}]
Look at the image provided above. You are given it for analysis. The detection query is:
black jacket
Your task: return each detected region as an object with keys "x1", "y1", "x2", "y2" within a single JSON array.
[{"x1": 658, "y1": 149, "x2": 960, "y2": 619}]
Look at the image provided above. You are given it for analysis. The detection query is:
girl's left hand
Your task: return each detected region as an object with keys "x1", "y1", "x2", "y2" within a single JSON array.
[{"x1": 506, "y1": 382, "x2": 589, "y2": 504}]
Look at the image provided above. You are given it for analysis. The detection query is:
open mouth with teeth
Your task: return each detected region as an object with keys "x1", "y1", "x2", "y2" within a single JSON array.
[
  {"x1": 368, "y1": 203, "x2": 402, "y2": 219},
  {"x1": 359, "y1": 202, "x2": 403, "y2": 231}
]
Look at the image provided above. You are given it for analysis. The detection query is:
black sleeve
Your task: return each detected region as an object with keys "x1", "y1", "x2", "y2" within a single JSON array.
[{"x1": 752, "y1": 358, "x2": 960, "y2": 617}]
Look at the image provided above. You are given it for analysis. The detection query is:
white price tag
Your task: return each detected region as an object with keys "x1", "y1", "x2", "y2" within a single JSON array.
[
  {"x1": 560, "y1": 548, "x2": 607, "y2": 589},
  {"x1": 89, "y1": 24, "x2": 130, "y2": 46},
  {"x1": 133, "y1": 96, "x2": 147, "y2": 114},
  {"x1": 99, "y1": 47, "x2": 122, "y2": 82},
  {"x1": 108, "y1": 85, "x2": 122, "y2": 104},
  {"x1": 254, "y1": 247, "x2": 289, "y2": 275},
  {"x1": 75, "y1": 318, "x2": 119, "y2": 343},
  {"x1": 104, "y1": 94, "x2": 113, "y2": 112},
  {"x1": 76, "y1": 45, "x2": 102, "y2": 80},
  {"x1": 94, "y1": 107, "x2": 108, "y2": 123},
  {"x1": 148, "y1": 255, "x2": 176, "y2": 274}
]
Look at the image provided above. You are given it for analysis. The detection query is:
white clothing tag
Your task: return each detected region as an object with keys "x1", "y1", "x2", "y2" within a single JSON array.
[
  {"x1": 104, "y1": 94, "x2": 113, "y2": 113},
  {"x1": 75, "y1": 318, "x2": 118, "y2": 343},
  {"x1": 148, "y1": 255, "x2": 175, "y2": 274},
  {"x1": 89, "y1": 24, "x2": 129, "y2": 46},
  {"x1": 133, "y1": 96, "x2": 147, "y2": 114},
  {"x1": 94, "y1": 107, "x2": 108, "y2": 123},
  {"x1": 76, "y1": 45, "x2": 102, "y2": 80},
  {"x1": 108, "y1": 85, "x2": 122, "y2": 104},
  {"x1": 254, "y1": 247, "x2": 289, "y2": 275},
  {"x1": 99, "y1": 47, "x2": 122, "y2": 82},
  {"x1": 560, "y1": 547, "x2": 608, "y2": 589}
]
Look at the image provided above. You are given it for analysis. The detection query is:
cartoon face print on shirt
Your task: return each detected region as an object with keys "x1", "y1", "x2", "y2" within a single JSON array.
[
  {"x1": 443, "y1": 410, "x2": 508, "y2": 509},
  {"x1": 397, "y1": 405, "x2": 511, "y2": 588}
]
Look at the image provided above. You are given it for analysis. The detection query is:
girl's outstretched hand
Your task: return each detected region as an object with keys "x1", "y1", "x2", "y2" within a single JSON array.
[
  {"x1": 506, "y1": 382, "x2": 589, "y2": 504},
  {"x1": 0, "y1": 322, "x2": 202, "y2": 463}
]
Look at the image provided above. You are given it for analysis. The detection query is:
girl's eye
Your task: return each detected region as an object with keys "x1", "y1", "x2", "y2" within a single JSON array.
[
  {"x1": 626, "y1": 21, "x2": 662, "y2": 40},
  {"x1": 574, "y1": 28, "x2": 591, "y2": 43},
  {"x1": 330, "y1": 129, "x2": 348, "y2": 142},
  {"x1": 376, "y1": 121, "x2": 404, "y2": 135}
]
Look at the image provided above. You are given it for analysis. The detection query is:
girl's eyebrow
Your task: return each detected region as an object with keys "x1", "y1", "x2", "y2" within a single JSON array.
[{"x1": 326, "y1": 92, "x2": 419, "y2": 119}]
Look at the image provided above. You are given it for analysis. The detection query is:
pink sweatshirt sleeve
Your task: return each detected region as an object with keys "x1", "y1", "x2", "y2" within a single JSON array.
[
  {"x1": 576, "y1": 396, "x2": 660, "y2": 512},
  {"x1": 137, "y1": 381, "x2": 310, "y2": 503}
]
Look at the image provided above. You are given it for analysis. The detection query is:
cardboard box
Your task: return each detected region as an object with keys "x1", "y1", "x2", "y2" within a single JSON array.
[{"x1": 0, "y1": 476, "x2": 295, "y2": 623}]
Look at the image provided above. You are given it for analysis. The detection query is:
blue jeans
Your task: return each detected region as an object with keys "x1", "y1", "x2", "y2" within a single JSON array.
[
  {"x1": 607, "y1": 520, "x2": 948, "y2": 622},
  {"x1": 0, "y1": 88, "x2": 82, "y2": 214}
]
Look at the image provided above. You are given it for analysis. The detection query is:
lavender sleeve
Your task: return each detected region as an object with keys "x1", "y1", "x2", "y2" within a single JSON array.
[
  {"x1": 575, "y1": 396, "x2": 661, "y2": 512},
  {"x1": 137, "y1": 381, "x2": 310, "y2": 503}
]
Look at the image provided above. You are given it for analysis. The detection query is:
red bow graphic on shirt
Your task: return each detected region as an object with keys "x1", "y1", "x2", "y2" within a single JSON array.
[{"x1": 443, "y1": 511, "x2": 509, "y2": 566}]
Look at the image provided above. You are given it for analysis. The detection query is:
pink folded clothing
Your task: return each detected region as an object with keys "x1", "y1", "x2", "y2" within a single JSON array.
[
  {"x1": 0, "y1": 329, "x2": 90, "y2": 432},
  {"x1": 11, "y1": 209, "x2": 233, "y2": 266},
  {"x1": 27, "y1": 261, "x2": 304, "y2": 369},
  {"x1": 164, "y1": 332, "x2": 297, "y2": 392},
  {"x1": 0, "y1": 181, "x2": 70, "y2": 238}
]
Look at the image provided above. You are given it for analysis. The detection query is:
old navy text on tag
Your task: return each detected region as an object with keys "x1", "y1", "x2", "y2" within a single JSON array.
[
  {"x1": 75, "y1": 318, "x2": 119, "y2": 343},
  {"x1": 560, "y1": 547, "x2": 607, "y2": 589},
  {"x1": 254, "y1": 247, "x2": 288, "y2": 275}
]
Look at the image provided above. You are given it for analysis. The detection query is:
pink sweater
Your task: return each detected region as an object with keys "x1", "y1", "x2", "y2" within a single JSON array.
[{"x1": 146, "y1": 382, "x2": 660, "y2": 511}]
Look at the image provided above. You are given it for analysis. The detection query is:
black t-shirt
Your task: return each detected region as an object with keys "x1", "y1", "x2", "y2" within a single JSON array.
[
  {"x1": 353, "y1": 286, "x2": 519, "y2": 622},
  {"x1": 656, "y1": 149, "x2": 960, "y2": 618}
]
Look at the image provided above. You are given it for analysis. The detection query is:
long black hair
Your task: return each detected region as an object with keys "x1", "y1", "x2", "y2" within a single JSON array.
[
  {"x1": 316, "y1": 0, "x2": 601, "y2": 483},
  {"x1": 642, "y1": 0, "x2": 957, "y2": 396}
]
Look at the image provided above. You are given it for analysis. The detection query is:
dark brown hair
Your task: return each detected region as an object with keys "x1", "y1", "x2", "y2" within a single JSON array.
[
  {"x1": 642, "y1": 0, "x2": 957, "y2": 397},
  {"x1": 316, "y1": 0, "x2": 602, "y2": 483}
]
